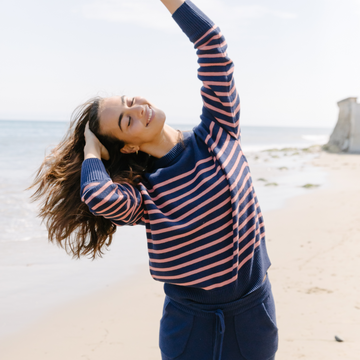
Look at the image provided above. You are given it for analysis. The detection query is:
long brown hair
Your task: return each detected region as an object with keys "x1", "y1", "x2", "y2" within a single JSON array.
[{"x1": 30, "y1": 97, "x2": 151, "y2": 259}]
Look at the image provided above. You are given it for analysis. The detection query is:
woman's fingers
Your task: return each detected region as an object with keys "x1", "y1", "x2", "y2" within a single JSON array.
[
  {"x1": 84, "y1": 122, "x2": 96, "y2": 142},
  {"x1": 84, "y1": 122, "x2": 90, "y2": 135},
  {"x1": 84, "y1": 122, "x2": 110, "y2": 160},
  {"x1": 84, "y1": 122, "x2": 93, "y2": 143}
]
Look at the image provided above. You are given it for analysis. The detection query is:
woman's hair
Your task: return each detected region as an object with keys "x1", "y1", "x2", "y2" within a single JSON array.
[{"x1": 30, "y1": 96, "x2": 151, "y2": 259}]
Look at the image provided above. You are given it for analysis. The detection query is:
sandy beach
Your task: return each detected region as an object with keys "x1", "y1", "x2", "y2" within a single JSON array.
[{"x1": 1, "y1": 150, "x2": 359, "y2": 360}]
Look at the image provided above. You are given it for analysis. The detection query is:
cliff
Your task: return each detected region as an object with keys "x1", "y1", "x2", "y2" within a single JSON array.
[{"x1": 325, "y1": 97, "x2": 360, "y2": 153}]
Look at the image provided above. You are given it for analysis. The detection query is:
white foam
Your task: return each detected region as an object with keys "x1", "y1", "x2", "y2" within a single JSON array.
[
  {"x1": 242, "y1": 142, "x2": 311, "y2": 153},
  {"x1": 302, "y1": 134, "x2": 329, "y2": 144}
]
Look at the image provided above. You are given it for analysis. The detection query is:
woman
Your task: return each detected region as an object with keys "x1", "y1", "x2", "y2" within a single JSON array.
[{"x1": 32, "y1": 0, "x2": 278, "y2": 359}]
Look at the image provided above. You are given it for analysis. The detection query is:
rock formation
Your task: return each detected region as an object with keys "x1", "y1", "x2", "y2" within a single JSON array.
[{"x1": 325, "y1": 97, "x2": 360, "y2": 153}]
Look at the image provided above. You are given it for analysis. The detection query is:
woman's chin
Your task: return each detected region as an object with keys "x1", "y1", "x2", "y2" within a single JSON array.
[{"x1": 153, "y1": 108, "x2": 166, "y2": 127}]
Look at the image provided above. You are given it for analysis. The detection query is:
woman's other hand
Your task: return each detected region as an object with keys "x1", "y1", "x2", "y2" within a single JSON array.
[
  {"x1": 84, "y1": 123, "x2": 110, "y2": 161},
  {"x1": 160, "y1": 0, "x2": 185, "y2": 15}
]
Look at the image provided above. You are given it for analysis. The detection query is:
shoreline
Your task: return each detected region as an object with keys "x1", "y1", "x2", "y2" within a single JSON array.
[
  {"x1": 248, "y1": 145, "x2": 328, "y2": 212},
  {"x1": 0, "y1": 224, "x2": 149, "y2": 338},
  {"x1": 1, "y1": 150, "x2": 359, "y2": 359}
]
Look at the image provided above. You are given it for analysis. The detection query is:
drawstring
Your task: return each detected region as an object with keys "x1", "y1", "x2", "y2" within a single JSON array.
[{"x1": 213, "y1": 309, "x2": 225, "y2": 360}]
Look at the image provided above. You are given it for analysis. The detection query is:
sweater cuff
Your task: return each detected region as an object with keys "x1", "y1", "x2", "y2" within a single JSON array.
[
  {"x1": 172, "y1": 0, "x2": 215, "y2": 42},
  {"x1": 81, "y1": 158, "x2": 110, "y2": 186}
]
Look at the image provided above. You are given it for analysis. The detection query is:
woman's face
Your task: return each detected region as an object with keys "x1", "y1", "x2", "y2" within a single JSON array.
[{"x1": 98, "y1": 96, "x2": 166, "y2": 150}]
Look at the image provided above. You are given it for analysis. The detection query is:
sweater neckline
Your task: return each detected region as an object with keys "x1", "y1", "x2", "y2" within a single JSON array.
[{"x1": 152, "y1": 136, "x2": 185, "y2": 169}]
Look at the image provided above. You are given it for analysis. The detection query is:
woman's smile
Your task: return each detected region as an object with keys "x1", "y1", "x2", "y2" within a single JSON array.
[{"x1": 146, "y1": 106, "x2": 153, "y2": 126}]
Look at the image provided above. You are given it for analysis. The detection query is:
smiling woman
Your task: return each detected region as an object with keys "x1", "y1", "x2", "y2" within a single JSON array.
[
  {"x1": 30, "y1": 1, "x2": 278, "y2": 359},
  {"x1": 95, "y1": 95, "x2": 175, "y2": 157}
]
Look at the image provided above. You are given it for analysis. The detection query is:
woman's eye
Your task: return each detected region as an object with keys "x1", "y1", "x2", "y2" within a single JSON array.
[
  {"x1": 126, "y1": 98, "x2": 135, "y2": 126},
  {"x1": 128, "y1": 97, "x2": 135, "y2": 107}
]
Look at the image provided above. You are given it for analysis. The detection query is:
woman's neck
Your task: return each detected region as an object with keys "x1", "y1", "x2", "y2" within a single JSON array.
[{"x1": 140, "y1": 124, "x2": 181, "y2": 158}]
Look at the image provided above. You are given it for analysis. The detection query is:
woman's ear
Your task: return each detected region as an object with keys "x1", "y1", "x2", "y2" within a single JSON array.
[{"x1": 120, "y1": 144, "x2": 140, "y2": 154}]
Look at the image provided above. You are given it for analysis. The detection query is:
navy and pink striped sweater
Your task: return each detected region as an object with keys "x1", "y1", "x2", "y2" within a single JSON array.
[{"x1": 81, "y1": 1, "x2": 271, "y2": 304}]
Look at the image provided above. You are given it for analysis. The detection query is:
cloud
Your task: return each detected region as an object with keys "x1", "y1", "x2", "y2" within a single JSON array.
[{"x1": 80, "y1": 0, "x2": 297, "y2": 29}]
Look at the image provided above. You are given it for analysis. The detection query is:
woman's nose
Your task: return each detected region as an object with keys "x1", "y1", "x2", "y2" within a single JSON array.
[{"x1": 132, "y1": 104, "x2": 145, "y2": 118}]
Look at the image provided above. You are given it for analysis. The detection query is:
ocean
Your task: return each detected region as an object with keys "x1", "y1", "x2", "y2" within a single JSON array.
[{"x1": 0, "y1": 119, "x2": 332, "y2": 337}]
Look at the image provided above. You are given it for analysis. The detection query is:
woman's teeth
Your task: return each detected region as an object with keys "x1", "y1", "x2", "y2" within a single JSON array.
[{"x1": 147, "y1": 108, "x2": 152, "y2": 125}]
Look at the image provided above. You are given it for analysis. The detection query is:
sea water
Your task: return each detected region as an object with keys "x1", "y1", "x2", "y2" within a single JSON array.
[{"x1": 0, "y1": 120, "x2": 331, "y2": 337}]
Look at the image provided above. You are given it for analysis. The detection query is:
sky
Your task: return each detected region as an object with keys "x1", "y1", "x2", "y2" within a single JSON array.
[{"x1": 0, "y1": 0, "x2": 359, "y2": 128}]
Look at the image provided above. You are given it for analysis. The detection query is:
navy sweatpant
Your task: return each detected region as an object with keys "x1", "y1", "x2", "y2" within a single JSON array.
[{"x1": 159, "y1": 277, "x2": 278, "y2": 360}]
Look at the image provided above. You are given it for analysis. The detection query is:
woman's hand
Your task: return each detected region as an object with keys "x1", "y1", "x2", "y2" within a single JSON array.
[
  {"x1": 160, "y1": 0, "x2": 185, "y2": 15},
  {"x1": 84, "y1": 123, "x2": 110, "y2": 161}
]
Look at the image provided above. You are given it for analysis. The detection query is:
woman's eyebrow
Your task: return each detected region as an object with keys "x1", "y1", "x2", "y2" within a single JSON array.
[{"x1": 118, "y1": 95, "x2": 126, "y2": 131}]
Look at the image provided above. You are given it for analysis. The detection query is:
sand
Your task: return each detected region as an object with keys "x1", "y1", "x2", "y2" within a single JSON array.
[
  {"x1": 266, "y1": 152, "x2": 360, "y2": 359},
  {"x1": 0, "y1": 151, "x2": 359, "y2": 359}
]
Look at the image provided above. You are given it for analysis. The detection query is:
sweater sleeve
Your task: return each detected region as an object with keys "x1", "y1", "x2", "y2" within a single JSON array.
[
  {"x1": 173, "y1": 1, "x2": 240, "y2": 139},
  {"x1": 80, "y1": 158, "x2": 144, "y2": 226}
]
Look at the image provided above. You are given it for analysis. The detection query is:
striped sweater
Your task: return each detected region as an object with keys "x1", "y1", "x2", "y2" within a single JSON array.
[{"x1": 81, "y1": 1, "x2": 271, "y2": 304}]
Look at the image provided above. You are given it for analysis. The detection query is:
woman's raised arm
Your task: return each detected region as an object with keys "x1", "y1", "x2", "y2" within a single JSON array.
[
  {"x1": 170, "y1": 1, "x2": 241, "y2": 139},
  {"x1": 160, "y1": 0, "x2": 185, "y2": 15}
]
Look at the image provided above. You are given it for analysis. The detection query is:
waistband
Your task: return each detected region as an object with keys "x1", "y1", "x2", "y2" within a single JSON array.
[{"x1": 166, "y1": 276, "x2": 272, "y2": 318}]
